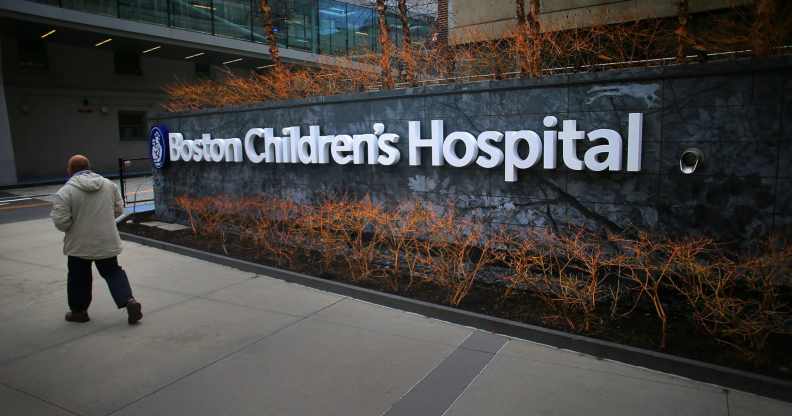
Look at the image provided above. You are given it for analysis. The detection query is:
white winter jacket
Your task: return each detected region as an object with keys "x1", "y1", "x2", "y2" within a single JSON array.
[{"x1": 50, "y1": 171, "x2": 124, "y2": 259}]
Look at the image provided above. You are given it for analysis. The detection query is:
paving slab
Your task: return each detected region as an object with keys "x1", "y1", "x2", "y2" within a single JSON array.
[
  {"x1": 0, "y1": 298, "x2": 298, "y2": 416},
  {"x1": 0, "y1": 384, "x2": 74, "y2": 416},
  {"x1": 443, "y1": 339, "x2": 729, "y2": 416},
  {"x1": 0, "y1": 242, "x2": 68, "y2": 270},
  {"x1": 0, "y1": 232, "x2": 61, "y2": 254},
  {"x1": 0, "y1": 218, "x2": 58, "y2": 238},
  {"x1": 496, "y1": 337, "x2": 723, "y2": 390},
  {"x1": 111, "y1": 314, "x2": 464, "y2": 416},
  {"x1": 728, "y1": 390, "x2": 792, "y2": 416},
  {"x1": 204, "y1": 275, "x2": 343, "y2": 317},
  {"x1": 0, "y1": 257, "x2": 47, "y2": 278},
  {"x1": 0, "y1": 267, "x2": 67, "y2": 307},
  {"x1": 313, "y1": 297, "x2": 473, "y2": 346},
  {"x1": 0, "y1": 284, "x2": 187, "y2": 364},
  {"x1": 119, "y1": 247, "x2": 253, "y2": 296}
]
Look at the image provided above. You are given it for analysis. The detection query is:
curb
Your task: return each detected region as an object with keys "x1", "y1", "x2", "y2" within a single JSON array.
[{"x1": 120, "y1": 231, "x2": 792, "y2": 403}]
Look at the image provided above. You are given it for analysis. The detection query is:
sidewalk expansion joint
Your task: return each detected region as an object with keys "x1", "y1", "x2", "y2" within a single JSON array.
[
  {"x1": 382, "y1": 331, "x2": 508, "y2": 416},
  {"x1": 1, "y1": 381, "x2": 83, "y2": 416}
]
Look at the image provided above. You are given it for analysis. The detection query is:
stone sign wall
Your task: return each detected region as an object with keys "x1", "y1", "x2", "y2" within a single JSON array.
[{"x1": 150, "y1": 56, "x2": 792, "y2": 240}]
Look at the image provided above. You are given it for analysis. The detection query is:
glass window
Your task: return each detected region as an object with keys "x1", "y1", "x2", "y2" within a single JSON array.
[
  {"x1": 61, "y1": 0, "x2": 116, "y2": 16},
  {"x1": 370, "y1": 9, "x2": 400, "y2": 53},
  {"x1": 347, "y1": 3, "x2": 373, "y2": 53},
  {"x1": 119, "y1": 0, "x2": 169, "y2": 26},
  {"x1": 253, "y1": 0, "x2": 288, "y2": 47},
  {"x1": 171, "y1": 0, "x2": 213, "y2": 34},
  {"x1": 118, "y1": 111, "x2": 147, "y2": 141},
  {"x1": 286, "y1": 0, "x2": 317, "y2": 52},
  {"x1": 411, "y1": 14, "x2": 434, "y2": 46},
  {"x1": 387, "y1": 13, "x2": 401, "y2": 47},
  {"x1": 214, "y1": 0, "x2": 252, "y2": 41},
  {"x1": 318, "y1": 0, "x2": 347, "y2": 55}
]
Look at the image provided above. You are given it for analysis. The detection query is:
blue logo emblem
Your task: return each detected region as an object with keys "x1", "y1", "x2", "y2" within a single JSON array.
[{"x1": 150, "y1": 125, "x2": 169, "y2": 169}]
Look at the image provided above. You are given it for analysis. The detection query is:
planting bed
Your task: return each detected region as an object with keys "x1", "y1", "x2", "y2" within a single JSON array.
[{"x1": 119, "y1": 205, "x2": 792, "y2": 382}]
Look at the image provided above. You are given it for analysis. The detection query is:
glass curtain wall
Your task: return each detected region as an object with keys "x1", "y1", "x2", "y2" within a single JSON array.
[
  {"x1": 318, "y1": 0, "x2": 347, "y2": 55},
  {"x1": 252, "y1": 1, "x2": 317, "y2": 52},
  {"x1": 61, "y1": 0, "x2": 116, "y2": 16},
  {"x1": 30, "y1": 0, "x2": 433, "y2": 57},
  {"x1": 285, "y1": 0, "x2": 317, "y2": 51},
  {"x1": 118, "y1": 0, "x2": 169, "y2": 26},
  {"x1": 347, "y1": 3, "x2": 374, "y2": 53},
  {"x1": 214, "y1": 0, "x2": 252, "y2": 40},
  {"x1": 29, "y1": 0, "x2": 62, "y2": 5},
  {"x1": 171, "y1": 0, "x2": 213, "y2": 34}
]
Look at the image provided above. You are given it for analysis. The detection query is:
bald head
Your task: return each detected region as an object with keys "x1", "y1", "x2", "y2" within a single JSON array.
[{"x1": 67, "y1": 155, "x2": 91, "y2": 176}]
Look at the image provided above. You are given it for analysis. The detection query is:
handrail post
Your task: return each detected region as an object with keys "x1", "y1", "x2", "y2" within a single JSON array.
[{"x1": 118, "y1": 157, "x2": 127, "y2": 206}]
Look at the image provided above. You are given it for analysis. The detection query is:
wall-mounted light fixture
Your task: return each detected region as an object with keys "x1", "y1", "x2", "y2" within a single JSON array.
[
  {"x1": 95, "y1": 38, "x2": 113, "y2": 47},
  {"x1": 185, "y1": 52, "x2": 205, "y2": 60},
  {"x1": 142, "y1": 45, "x2": 161, "y2": 54},
  {"x1": 40, "y1": 29, "x2": 56, "y2": 39},
  {"x1": 679, "y1": 148, "x2": 703, "y2": 174}
]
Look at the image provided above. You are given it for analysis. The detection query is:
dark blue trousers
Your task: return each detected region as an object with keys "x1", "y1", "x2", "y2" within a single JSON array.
[{"x1": 67, "y1": 256, "x2": 133, "y2": 312}]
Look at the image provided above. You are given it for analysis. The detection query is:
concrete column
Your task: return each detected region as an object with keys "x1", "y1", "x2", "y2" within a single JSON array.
[{"x1": 0, "y1": 39, "x2": 18, "y2": 186}]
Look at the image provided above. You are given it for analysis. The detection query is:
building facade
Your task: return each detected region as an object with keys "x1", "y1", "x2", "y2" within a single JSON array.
[
  {"x1": 0, "y1": 0, "x2": 434, "y2": 185},
  {"x1": 449, "y1": 0, "x2": 748, "y2": 44}
]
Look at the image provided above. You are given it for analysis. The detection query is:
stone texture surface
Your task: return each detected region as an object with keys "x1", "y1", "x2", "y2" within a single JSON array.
[{"x1": 151, "y1": 57, "x2": 792, "y2": 240}]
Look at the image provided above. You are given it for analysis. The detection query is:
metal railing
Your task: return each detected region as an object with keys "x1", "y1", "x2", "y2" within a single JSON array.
[{"x1": 118, "y1": 157, "x2": 153, "y2": 207}]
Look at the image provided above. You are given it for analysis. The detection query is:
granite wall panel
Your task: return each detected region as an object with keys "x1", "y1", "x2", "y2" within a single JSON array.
[{"x1": 151, "y1": 56, "x2": 792, "y2": 241}]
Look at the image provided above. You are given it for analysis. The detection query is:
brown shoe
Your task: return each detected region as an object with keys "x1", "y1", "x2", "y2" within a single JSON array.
[
  {"x1": 65, "y1": 311, "x2": 90, "y2": 323},
  {"x1": 126, "y1": 299, "x2": 142, "y2": 325}
]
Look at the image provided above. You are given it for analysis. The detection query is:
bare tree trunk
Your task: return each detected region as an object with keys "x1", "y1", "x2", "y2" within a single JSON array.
[
  {"x1": 491, "y1": 39, "x2": 506, "y2": 80},
  {"x1": 436, "y1": 0, "x2": 454, "y2": 79},
  {"x1": 675, "y1": 0, "x2": 689, "y2": 63},
  {"x1": 752, "y1": 0, "x2": 775, "y2": 57},
  {"x1": 514, "y1": 0, "x2": 530, "y2": 76},
  {"x1": 259, "y1": 0, "x2": 287, "y2": 97},
  {"x1": 516, "y1": 0, "x2": 526, "y2": 27},
  {"x1": 398, "y1": 0, "x2": 416, "y2": 85},
  {"x1": 526, "y1": 0, "x2": 541, "y2": 77},
  {"x1": 377, "y1": 0, "x2": 395, "y2": 89}
]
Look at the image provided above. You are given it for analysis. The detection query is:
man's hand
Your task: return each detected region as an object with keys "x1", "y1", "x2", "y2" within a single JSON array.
[{"x1": 50, "y1": 193, "x2": 72, "y2": 232}]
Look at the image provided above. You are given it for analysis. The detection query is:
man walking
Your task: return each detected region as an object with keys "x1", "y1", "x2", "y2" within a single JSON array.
[{"x1": 50, "y1": 155, "x2": 142, "y2": 325}]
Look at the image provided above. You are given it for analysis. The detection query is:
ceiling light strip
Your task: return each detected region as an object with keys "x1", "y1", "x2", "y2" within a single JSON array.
[{"x1": 94, "y1": 38, "x2": 113, "y2": 47}]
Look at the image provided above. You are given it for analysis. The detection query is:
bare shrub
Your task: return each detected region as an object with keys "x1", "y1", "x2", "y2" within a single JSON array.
[
  {"x1": 169, "y1": 194, "x2": 791, "y2": 360},
  {"x1": 670, "y1": 236, "x2": 792, "y2": 360}
]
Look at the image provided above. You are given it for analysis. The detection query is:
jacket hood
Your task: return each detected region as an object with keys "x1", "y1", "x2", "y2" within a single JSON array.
[{"x1": 67, "y1": 171, "x2": 106, "y2": 192}]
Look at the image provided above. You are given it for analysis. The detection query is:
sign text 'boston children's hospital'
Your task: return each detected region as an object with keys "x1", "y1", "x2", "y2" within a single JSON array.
[{"x1": 155, "y1": 114, "x2": 644, "y2": 182}]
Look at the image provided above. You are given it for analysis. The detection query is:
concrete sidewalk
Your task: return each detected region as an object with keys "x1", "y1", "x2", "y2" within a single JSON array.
[{"x1": 0, "y1": 218, "x2": 789, "y2": 416}]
